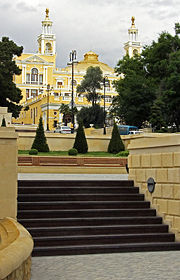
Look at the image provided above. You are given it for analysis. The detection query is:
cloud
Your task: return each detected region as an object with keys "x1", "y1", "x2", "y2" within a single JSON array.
[
  {"x1": 0, "y1": 0, "x2": 179, "y2": 68},
  {"x1": 15, "y1": 1, "x2": 37, "y2": 12}
]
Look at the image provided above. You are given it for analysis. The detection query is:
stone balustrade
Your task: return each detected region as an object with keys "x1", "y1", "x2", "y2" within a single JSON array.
[{"x1": 0, "y1": 218, "x2": 33, "y2": 280}]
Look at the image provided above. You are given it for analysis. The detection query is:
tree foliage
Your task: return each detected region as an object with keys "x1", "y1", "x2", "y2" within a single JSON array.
[
  {"x1": 111, "y1": 23, "x2": 180, "y2": 131},
  {"x1": 142, "y1": 29, "x2": 180, "y2": 131},
  {"x1": 111, "y1": 55, "x2": 155, "y2": 127},
  {"x1": 77, "y1": 66, "x2": 103, "y2": 107},
  {"x1": 31, "y1": 117, "x2": 49, "y2": 152},
  {"x1": 59, "y1": 104, "x2": 77, "y2": 125},
  {"x1": 77, "y1": 104, "x2": 104, "y2": 128},
  {"x1": 73, "y1": 121, "x2": 88, "y2": 153},
  {"x1": 0, "y1": 37, "x2": 23, "y2": 118},
  {"x1": 108, "y1": 122, "x2": 125, "y2": 154}
]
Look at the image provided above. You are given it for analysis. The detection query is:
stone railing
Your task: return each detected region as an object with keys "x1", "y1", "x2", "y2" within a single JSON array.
[
  {"x1": 128, "y1": 134, "x2": 180, "y2": 241},
  {"x1": 0, "y1": 218, "x2": 33, "y2": 280}
]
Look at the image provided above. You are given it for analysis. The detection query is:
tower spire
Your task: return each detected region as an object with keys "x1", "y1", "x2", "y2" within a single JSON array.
[
  {"x1": 124, "y1": 17, "x2": 142, "y2": 57},
  {"x1": 37, "y1": 9, "x2": 56, "y2": 55}
]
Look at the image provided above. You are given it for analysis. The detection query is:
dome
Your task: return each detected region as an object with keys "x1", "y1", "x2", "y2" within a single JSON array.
[{"x1": 84, "y1": 51, "x2": 99, "y2": 62}]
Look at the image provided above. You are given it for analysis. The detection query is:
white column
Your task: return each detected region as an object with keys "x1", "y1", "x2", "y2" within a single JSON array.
[
  {"x1": 46, "y1": 67, "x2": 48, "y2": 85},
  {"x1": 53, "y1": 41, "x2": 56, "y2": 54},
  {"x1": 22, "y1": 65, "x2": 25, "y2": 83},
  {"x1": 43, "y1": 67, "x2": 46, "y2": 85},
  {"x1": 41, "y1": 39, "x2": 44, "y2": 55}
]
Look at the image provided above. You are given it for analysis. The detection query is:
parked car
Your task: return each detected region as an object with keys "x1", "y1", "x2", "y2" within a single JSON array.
[
  {"x1": 128, "y1": 130, "x2": 143, "y2": 135},
  {"x1": 54, "y1": 126, "x2": 71, "y2": 134}
]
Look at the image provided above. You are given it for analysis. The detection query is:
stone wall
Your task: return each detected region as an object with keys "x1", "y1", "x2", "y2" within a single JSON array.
[
  {"x1": 128, "y1": 135, "x2": 180, "y2": 241},
  {"x1": 0, "y1": 127, "x2": 18, "y2": 219}
]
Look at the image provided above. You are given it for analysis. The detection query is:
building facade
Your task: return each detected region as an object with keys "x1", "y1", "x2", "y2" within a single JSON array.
[{"x1": 13, "y1": 10, "x2": 141, "y2": 130}]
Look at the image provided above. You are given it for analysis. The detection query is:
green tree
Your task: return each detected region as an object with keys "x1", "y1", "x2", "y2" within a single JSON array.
[
  {"x1": 112, "y1": 55, "x2": 155, "y2": 127},
  {"x1": 59, "y1": 104, "x2": 77, "y2": 125},
  {"x1": 73, "y1": 121, "x2": 88, "y2": 153},
  {"x1": 142, "y1": 25, "x2": 180, "y2": 131},
  {"x1": 1, "y1": 117, "x2": 6, "y2": 127},
  {"x1": 0, "y1": 37, "x2": 23, "y2": 118},
  {"x1": 77, "y1": 66, "x2": 103, "y2": 107},
  {"x1": 77, "y1": 104, "x2": 104, "y2": 128},
  {"x1": 31, "y1": 117, "x2": 49, "y2": 152},
  {"x1": 108, "y1": 122, "x2": 125, "y2": 154}
]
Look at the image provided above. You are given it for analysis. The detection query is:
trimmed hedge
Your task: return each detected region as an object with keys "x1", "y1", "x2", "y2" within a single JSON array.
[
  {"x1": 68, "y1": 148, "x2": 78, "y2": 156},
  {"x1": 29, "y1": 149, "x2": 38, "y2": 155},
  {"x1": 108, "y1": 122, "x2": 125, "y2": 154},
  {"x1": 73, "y1": 122, "x2": 88, "y2": 154}
]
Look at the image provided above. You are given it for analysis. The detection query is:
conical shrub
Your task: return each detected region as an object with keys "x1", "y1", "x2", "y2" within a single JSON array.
[
  {"x1": 1, "y1": 117, "x2": 6, "y2": 127},
  {"x1": 108, "y1": 122, "x2": 125, "y2": 154},
  {"x1": 31, "y1": 117, "x2": 49, "y2": 152},
  {"x1": 73, "y1": 121, "x2": 88, "y2": 153}
]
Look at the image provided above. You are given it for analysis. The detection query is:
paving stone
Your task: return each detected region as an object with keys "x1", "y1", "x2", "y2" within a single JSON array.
[{"x1": 31, "y1": 251, "x2": 180, "y2": 280}]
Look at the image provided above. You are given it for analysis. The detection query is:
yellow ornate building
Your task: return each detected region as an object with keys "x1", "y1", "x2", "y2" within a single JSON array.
[{"x1": 13, "y1": 11, "x2": 141, "y2": 130}]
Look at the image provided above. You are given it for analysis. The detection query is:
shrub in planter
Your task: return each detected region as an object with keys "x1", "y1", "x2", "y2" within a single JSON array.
[
  {"x1": 29, "y1": 149, "x2": 38, "y2": 155},
  {"x1": 115, "y1": 150, "x2": 129, "y2": 157},
  {"x1": 108, "y1": 122, "x2": 125, "y2": 154},
  {"x1": 31, "y1": 117, "x2": 49, "y2": 152},
  {"x1": 1, "y1": 117, "x2": 6, "y2": 127},
  {"x1": 68, "y1": 148, "x2": 78, "y2": 156},
  {"x1": 73, "y1": 121, "x2": 88, "y2": 153}
]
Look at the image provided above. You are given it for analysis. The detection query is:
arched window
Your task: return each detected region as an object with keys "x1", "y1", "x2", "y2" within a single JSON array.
[
  {"x1": 70, "y1": 79, "x2": 77, "y2": 86},
  {"x1": 31, "y1": 68, "x2": 38, "y2": 84},
  {"x1": 133, "y1": 49, "x2": 138, "y2": 56},
  {"x1": 45, "y1": 43, "x2": 52, "y2": 53}
]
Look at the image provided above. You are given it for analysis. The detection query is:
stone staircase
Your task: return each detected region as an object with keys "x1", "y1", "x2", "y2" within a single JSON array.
[{"x1": 17, "y1": 180, "x2": 180, "y2": 256}]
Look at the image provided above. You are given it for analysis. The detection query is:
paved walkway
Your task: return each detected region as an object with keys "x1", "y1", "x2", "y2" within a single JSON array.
[
  {"x1": 18, "y1": 174, "x2": 180, "y2": 279},
  {"x1": 18, "y1": 173, "x2": 129, "y2": 181},
  {"x1": 31, "y1": 251, "x2": 180, "y2": 280}
]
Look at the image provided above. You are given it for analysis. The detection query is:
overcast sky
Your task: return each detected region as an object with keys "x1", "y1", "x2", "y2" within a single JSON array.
[{"x1": 0, "y1": 0, "x2": 179, "y2": 68}]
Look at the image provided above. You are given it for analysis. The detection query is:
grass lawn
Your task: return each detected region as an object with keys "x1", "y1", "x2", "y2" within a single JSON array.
[{"x1": 18, "y1": 150, "x2": 121, "y2": 157}]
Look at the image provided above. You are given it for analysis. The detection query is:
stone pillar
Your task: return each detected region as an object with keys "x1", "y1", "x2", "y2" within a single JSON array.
[{"x1": 0, "y1": 127, "x2": 18, "y2": 219}]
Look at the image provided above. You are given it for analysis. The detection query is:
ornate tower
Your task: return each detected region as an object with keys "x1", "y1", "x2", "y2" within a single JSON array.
[
  {"x1": 124, "y1": 17, "x2": 142, "y2": 57},
  {"x1": 37, "y1": 9, "x2": 56, "y2": 55}
]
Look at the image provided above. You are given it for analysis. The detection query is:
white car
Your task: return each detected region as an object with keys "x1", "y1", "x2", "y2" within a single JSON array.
[
  {"x1": 129, "y1": 130, "x2": 143, "y2": 135},
  {"x1": 54, "y1": 126, "x2": 71, "y2": 134}
]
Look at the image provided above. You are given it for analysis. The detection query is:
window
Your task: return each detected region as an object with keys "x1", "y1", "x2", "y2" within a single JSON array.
[
  {"x1": 45, "y1": 43, "x2": 52, "y2": 53},
  {"x1": 70, "y1": 80, "x2": 77, "y2": 86},
  {"x1": 133, "y1": 49, "x2": 138, "y2": 55},
  {"x1": 26, "y1": 89, "x2": 30, "y2": 99},
  {"x1": 26, "y1": 74, "x2": 30, "y2": 84},
  {"x1": 57, "y1": 81, "x2": 63, "y2": 88},
  {"x1": 31, "y1": 68, "x2": 38, "y2": 84},
  {"x1": 31, "y1": 109, "x2": 32, "y2": 119},
  {"x1": 36, "y1": 107, "x2": 38, "y2": 117},
  {"x1": 31, "y1": 89, "x2": 38, "y2": 98},
  {"x1": 39, "y1": 74, "x2": 43, "y2": 85}
]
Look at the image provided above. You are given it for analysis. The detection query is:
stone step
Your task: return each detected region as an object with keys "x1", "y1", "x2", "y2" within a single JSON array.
[
  {"x1": 18, "y1": 180, "x2": 134, "y2": 187},
  {"x1": 33, "y1": 242, "x2": 180, "y2": 256},
  {"x1": 18, "y1": 208, "x2": 157, "y2": 219},
  {"x1": 18, "y1": 193, "x2": 144, "y2": 202},
  {"x1": 18, "y1": 201, "x2": 150, "y2": 210},
  {"x1": 18, "y1": 216, "x2": 163, "y2": 228},
  {"x1": 18, "y1": 186, "x2": 139, "y2": 194},
  {"x1": 34, "y1": 233, "x2": 175, "y2": 247},
  {"x1": 28, "y1": 224, "x2": 169, "y2": 237}
]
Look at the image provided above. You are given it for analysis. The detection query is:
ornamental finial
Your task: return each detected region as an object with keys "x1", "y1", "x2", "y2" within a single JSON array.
[
  {"x1": 45, "y1": 8, "x2": 49, "y2": 19},
  {"x1": 131, "y1": 16, "x2": 135, "y2": 27}
]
